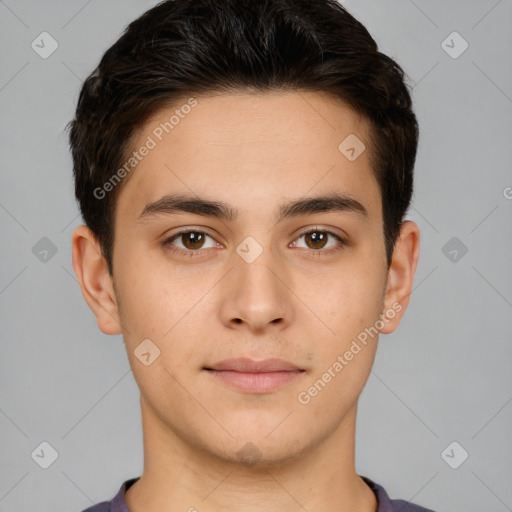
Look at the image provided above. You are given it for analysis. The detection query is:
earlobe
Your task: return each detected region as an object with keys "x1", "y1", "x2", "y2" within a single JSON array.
[
  {"x1": 379, "y1": 221, "x2": 420, "y2": 335},
  {"x1": 71, "y1": 225, "x2": 122, "y2": 335}
]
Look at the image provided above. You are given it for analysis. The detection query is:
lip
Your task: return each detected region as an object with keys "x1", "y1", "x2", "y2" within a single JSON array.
[
  {"x1": 203, "y1": 358, "x2": 306, "y2": 393},
  {"x1": 205, "y1": 357, "x2": 303, "y2": 372}
]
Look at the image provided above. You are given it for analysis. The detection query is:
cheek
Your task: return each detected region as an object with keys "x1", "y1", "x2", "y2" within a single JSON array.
[
  {"x1": 115, "y1": 258, "x2": 208, "y2": 369},
  {"x1": 314, "y1": 262, "x2": 386, "y2": 340},
  {"x1": 114, "y1": 256, "x2": 173, "y2": 343},
  {"x1": 296, "y1": 280, "x2": 382, "y2": 417}
]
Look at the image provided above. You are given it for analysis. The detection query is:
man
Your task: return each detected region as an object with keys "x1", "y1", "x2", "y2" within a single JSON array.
[{"x1": 68, "y1": 0, "x2": 433, "y2": 510}]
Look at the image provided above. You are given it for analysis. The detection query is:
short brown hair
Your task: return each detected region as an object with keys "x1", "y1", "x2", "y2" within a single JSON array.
[{"x1": 67, "y1": 0, "x2": 419, "y2": 275}]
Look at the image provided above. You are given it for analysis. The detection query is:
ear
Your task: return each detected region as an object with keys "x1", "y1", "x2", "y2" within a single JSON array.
[
  {"x1": 379, "y1": 221, "x2": 420, "y2": 334},
  {"x1": 71, "y1": 225, "x2": 122, "y2": 335}
]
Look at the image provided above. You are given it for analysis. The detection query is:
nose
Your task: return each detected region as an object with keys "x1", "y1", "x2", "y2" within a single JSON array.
[{"x1": 218, "y1": 245, "x2": 294, "y2": 334}]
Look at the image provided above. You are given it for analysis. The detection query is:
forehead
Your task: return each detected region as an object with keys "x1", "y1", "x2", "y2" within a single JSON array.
[{"x1": 115, "y1": 91, "x2": 380, "y2": 223}]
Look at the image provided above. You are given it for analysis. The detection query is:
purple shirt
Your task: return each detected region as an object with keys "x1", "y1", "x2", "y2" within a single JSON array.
[{"x1": 81, "y1": 476, "x2": 436, "y2": 511}]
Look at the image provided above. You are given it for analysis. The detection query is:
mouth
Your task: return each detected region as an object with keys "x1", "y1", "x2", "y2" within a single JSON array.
[{"x1": 203, "y1": 358, "x2": 306, "y2": 393}]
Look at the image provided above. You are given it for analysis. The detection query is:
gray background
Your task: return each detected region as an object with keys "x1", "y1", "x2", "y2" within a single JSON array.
[{"x1": 0, "y1": 0, "x2": 511, "y2": 510}]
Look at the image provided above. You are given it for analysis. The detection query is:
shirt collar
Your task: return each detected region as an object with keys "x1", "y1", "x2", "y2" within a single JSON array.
[{"x1": 110, "y1": 475, "x2": 392, "y2": 511}]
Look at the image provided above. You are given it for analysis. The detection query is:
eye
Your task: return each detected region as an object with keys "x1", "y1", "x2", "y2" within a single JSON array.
[
  {"x1": 291, "y1": 228, "x2": 346, "y2": 253},
  {"x1": 162, "y1": 227, "x2": 346, "y2": 257},
  {"x1": 163, "y1": 229, "x2": 219, "y2": 256}
]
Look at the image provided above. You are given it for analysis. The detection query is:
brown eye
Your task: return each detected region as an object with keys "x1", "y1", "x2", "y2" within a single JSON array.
[
  {"x1": 292, "y1": 229, "x2": 345, "y2": 253},
  {"x1": 164, "y1": 230, "x2": 218, "y2": 255},
  {"x1": 304, "y1": 231, "x2": 329, "y2": 249},
  {"x1": 179, "y1": 231, "x2": 206, "y2": 250}
]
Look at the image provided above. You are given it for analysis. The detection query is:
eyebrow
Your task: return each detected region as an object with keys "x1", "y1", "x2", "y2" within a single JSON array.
[{"x1": 137, "y1": 192, "x2": 369, "y2": 224}]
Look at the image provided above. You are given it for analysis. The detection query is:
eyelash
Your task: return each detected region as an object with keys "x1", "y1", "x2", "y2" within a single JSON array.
[{"x1": 162, "y1": 228, "x2": 347, "y2": 257}]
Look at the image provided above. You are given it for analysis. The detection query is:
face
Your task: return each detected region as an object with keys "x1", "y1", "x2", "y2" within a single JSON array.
[{"x1": 74, "y1": 91, "x2": 418, "y2": 467}]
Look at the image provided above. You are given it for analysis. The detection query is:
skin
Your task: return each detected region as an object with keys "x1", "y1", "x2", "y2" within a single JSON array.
[{"x1": 72, "y1": 91, "x2": 420, "y2": 512}]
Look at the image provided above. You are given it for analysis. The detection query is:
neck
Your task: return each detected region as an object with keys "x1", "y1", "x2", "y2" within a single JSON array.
[{"x1": 125, "y1": 396, "x2": 377, "y2": 512}]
